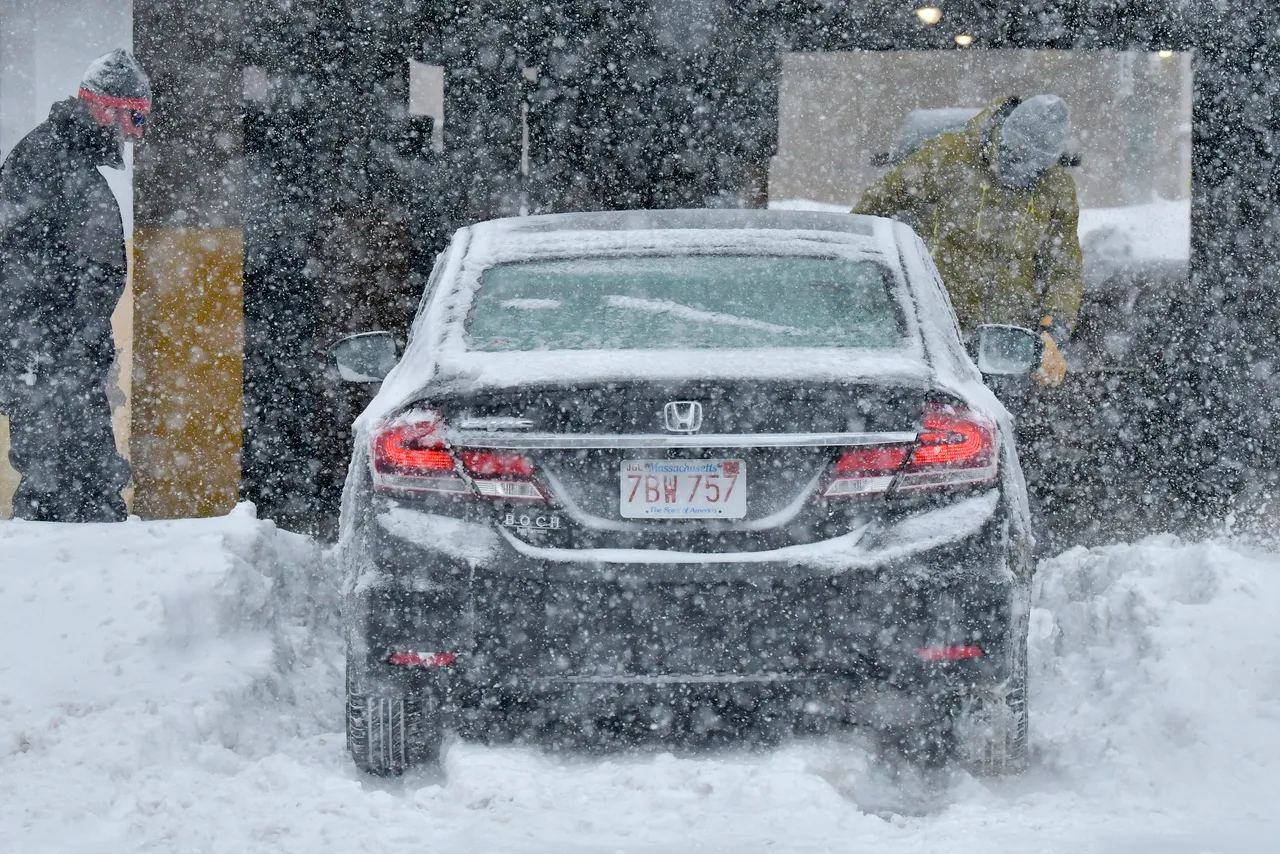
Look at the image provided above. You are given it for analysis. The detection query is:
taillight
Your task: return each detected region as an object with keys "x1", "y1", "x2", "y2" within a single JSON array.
[
  {"x1": 458, "y1": 450, "x2": 534, "y2": 477},
  {"x1": 387, "y1": 651, "x2": 457, "y2": 667},
  {"x1": 897, "y1": 402, "x2": 998, "y2": 492},
  {"x1": 371, "y1": 410, "x2": 547, "y2": 500},
  {"x1": 823, "y1": 401, "x2": 998, "y2": 499},
  {"x1": 460, "y1": 450, "x2": 546, "y2": 500},
  {"x1": 823, "y1": 444, "x2": 911, "y2": 498},
  {"x1": 917, "y1": 645, "x2": 984, "y2": 661},
  {"x1": 372, "y1": 412, "x2": 467, "y2": 495}
]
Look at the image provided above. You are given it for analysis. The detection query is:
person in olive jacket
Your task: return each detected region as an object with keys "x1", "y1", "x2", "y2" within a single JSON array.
[
  {"x1": 0, "y1": 49, "x2": 150, "y2": 521},
  {"x1": 855, "y1": 95, "x2": 1082, "y2": 387}
]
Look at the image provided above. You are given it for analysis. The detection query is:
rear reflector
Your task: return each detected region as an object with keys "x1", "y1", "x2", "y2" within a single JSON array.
[
  {"x1": 473, "y1": 480, "x2": 547, "y2": 499},
  {"x1": 387, "y1": 651, "x2": 457, "y2": 667},
  {"x1": 916, "y1": 645, "x2": 984, "y2": 661}
]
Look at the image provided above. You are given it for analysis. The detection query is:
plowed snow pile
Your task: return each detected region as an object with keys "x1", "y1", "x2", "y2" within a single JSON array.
[{"x1": 1, "y1": 511, "x2": 1277, "y2": 852}]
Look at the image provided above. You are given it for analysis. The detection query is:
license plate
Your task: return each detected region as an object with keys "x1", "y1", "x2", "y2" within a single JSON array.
[{"x1": 620, "y1": 459, "x2": 747, "y2": 519}]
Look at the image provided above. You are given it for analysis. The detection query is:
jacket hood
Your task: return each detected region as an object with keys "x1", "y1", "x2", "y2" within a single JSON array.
[
  {"x1": 964, "y1": 96, "x2": 1069, "y2": 190},
  {"x1": 49, "y1": 97, "x2": 123, "y2": 170},
  {"x1": 999, "y1": 95, "x2": 1069, "y2": 188}
]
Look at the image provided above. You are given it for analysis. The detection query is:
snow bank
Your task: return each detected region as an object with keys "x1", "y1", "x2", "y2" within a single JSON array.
[
  {"x1": 1030, "y1": 535, "x2": 1280, "y2": 813},
  {"x1": 2, "y1": 514, "x2": 1278, "y2": 851},
  {"x1": 0, "y1": 507, "x2": 340, "y2": 851}
]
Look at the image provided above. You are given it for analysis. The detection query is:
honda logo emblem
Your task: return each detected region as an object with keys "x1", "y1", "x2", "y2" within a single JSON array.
[{"x1": 662, "y1": 400, "x2": 703, "y2": 433}]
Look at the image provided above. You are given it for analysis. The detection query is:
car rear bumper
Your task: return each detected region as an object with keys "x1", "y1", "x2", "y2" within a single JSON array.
[
  {"x1": 373, "y1": 669, "x2": 985, "y2": 740},
  {"x1": 345, "y1": 490, "x2": 1024, "y2": 709}
]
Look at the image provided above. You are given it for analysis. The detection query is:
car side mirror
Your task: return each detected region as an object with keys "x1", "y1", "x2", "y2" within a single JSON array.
[
  {"x1": 332, "y1": 331, "x2": 398, "y2": 383},
  {"x1": 976, "y1": 324, "x2": 1041, "y2": 375}
]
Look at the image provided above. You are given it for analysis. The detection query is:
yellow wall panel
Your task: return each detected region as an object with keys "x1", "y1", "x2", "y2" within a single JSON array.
[
  {"x1": 130, "y1": 227, "x2": 243, "y2": 519},
  {"x1": 0, "y1": 417, "x2": 15, "y2": 518}
]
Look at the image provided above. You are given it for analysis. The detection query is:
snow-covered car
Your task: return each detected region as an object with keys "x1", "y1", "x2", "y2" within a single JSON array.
[
  {"x1": 869, "y1": 107, "x2": 981, "y2": 167},
  {"x1": 870, "y1": 106, "x2": 1081, "y2": 169},
  {"x1": 333, "y1": 209, "x2": 1036, "y2": 778}
]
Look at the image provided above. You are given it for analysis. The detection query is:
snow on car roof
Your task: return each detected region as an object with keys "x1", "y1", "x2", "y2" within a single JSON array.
[{"x1": 472, "y1": 208, "x2": 878, "y2": 238}]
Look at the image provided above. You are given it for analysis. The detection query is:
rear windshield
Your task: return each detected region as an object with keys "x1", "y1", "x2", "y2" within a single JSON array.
[{"x1": 465, "y1": 255, "x2": 904, "y2": 351}]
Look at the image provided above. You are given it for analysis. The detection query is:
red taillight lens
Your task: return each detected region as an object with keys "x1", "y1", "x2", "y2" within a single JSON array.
[
  {"x1": 835, "y1": 445, "x2": 909, "y2": 473},
  {"x1": 896, "y1": 402, "x2": 998, "y2": 492},
  {"x1": 459, "y1": 450, "x2": 534, "y2": 477},
  {"x1": 371, "y1": 411, "x2": 547, "y2": 500},
  {"x1": 372, "y1": 411, "x2": 467, "y2": 495},
  {"x1": 375, "y1": 422, "x2": 454, "y2": 473},
  {"x1": 823, "y1": 402, "x2": 998, "y2": 499},
  {"x1": 460, "y1": 449, "x2": 547, "y2": 501},
  {"x1": 912, "y1": 404, "x2": 996, "y2": 468},
  {"x1": 823, "y1": 444, "x2": 912, "y2": 498},
  {"x1": 917, "y1": 645, "x2": 984, "y2": 661},
  {"x1": 387, "y1": 651, "x2": 457, "y2": 667}
]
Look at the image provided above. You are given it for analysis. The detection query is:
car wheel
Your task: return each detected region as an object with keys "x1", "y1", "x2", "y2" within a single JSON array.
[
  {"x1": 953, "y1": 632, "x2": 1029, "y2": 776},
  {"x1": 346, "y1": 657, "x2": 444, "y2": 777}
]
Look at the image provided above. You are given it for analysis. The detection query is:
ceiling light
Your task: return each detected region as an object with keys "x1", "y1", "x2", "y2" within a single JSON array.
[
  {"x1": 954, "y1": 34, "x2": 974, "y2": 47},
  {"x1": 915, "y1": 6, "x2": 943, "y2": 25},
  {"x1": 1158, "y1": 49, "x2": 1175, "y2": 59}
]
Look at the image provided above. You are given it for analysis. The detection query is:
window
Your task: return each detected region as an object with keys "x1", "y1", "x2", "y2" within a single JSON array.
[{"x1": 466, "y1": 255, "x2": 904, "y2": 351}]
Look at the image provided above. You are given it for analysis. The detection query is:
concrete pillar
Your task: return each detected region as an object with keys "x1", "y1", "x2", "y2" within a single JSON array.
[
  {"x1": 131, "y1": 0, "x2": 243, "y2": 518},
  {"x1": 240, "y1": 1, "x2": 441, "y2": 537},
  {"x1": 1187, "y1": 3, "x2": 1280, "y2": 497}
]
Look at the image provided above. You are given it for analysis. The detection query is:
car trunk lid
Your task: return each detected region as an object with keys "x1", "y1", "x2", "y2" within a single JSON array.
[{"x1": 429, "y1": 380, "x2": 927, "y2": 551}]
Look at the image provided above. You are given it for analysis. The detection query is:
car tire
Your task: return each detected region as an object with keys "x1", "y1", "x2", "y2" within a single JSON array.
[
  {"x1": 346, "y1": 659, "x2": 444, "y2": 777},
  {"x1": 953, "y1": 633, "x2": 1029, "y2": 776}
]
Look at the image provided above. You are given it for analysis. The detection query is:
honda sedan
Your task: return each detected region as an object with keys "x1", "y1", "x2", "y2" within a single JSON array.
[{"x1": 334, "y1": 209, "x2": 1035, "y2": 778}]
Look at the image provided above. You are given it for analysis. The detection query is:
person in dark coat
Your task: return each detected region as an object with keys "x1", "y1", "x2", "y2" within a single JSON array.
[{"x1": 0, "y1": 49, "x2": 150, "y2": 521}]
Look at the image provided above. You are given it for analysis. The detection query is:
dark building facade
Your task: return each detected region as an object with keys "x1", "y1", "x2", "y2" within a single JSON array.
[{"x1": 127, "y1": 0, "x2": 1278, "y2": 537}]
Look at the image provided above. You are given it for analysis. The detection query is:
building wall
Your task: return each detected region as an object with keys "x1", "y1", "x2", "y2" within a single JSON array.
[
  {"x1": 0, "y1": 0, "x2": 133, "y2": 518},
  {"x1": 771, "y1": 49, "x2": 1192, "y2": 211}
]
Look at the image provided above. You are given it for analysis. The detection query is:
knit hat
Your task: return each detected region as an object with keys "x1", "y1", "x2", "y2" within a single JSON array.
[{"x1": 78, "y1": 49, "x2": 151, "y2": 111}]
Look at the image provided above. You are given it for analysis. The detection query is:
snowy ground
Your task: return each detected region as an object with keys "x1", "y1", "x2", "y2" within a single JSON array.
[{"x1": 3, "y1": 508, "x2": 1279, "y2": 853}]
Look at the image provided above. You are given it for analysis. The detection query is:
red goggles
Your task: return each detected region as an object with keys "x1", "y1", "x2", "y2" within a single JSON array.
[{"x1": 79, "y1": 88, "x2": 151, "y2": 118}]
